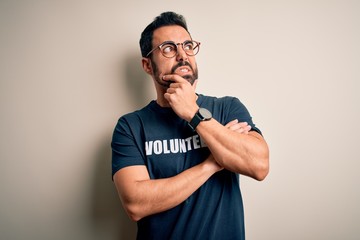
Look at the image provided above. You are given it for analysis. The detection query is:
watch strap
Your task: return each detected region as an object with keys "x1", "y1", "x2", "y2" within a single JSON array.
[
  {"x1": 188, "y1": 108, "x2": 212, "y2": 130},
  {"x1": 189, "y1": 111, "x2": 202, "y2": 130}
]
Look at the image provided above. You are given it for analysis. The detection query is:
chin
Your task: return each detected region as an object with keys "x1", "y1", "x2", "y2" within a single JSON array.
[{"x1": 183, "y1": 75, "x2": 196, "y2": 85}]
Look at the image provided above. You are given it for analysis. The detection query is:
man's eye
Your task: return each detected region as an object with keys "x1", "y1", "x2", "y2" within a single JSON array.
[
  {"x1": 162, "y1": 45, "x2": 175, "y2": 53},
  {"x1": 184, "y1": 43, "x2": 194, "y2": 51}
]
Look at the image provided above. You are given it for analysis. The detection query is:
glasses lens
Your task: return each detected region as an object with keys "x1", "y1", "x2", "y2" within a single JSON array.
[
  {"x1": 158, "y1": 41, "x2": 200, "y2": 58},
  {"x1": 183, "y1": 41, "x2": 199, "y2": 56},
  {"x1": 160, "y1": 42, "x2": 177, "y2": 58}
]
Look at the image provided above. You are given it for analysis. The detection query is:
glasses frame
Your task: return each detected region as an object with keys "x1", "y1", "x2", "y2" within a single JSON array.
[{"x1": 145, "y1": 40, "x2": 201, "y2": 58}]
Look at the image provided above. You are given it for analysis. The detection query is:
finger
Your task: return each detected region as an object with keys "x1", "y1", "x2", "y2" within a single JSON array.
[
  {"x1": 238, "y1": 122, "x2": 249, "y2": 128},
  {"x1": 166, "y1": 87, "x2": 177, "y2": 94},
  {"x1": 226, "y1": 120, "x2": 244, "y2": 132},
  {"x1": 164, "y1": 92, "x2": 170, "y2": 101},
  {"x1": 167, "y1": 82, "x2": 180, "y2": 89},
  {"x1": 242, "y1": 125, "x2": 252, "y2": 134},
  {"x1": 239, "y1": 122, "x2": 251, "y2": 134},
  {"x1": 163, "y1": 74, "x2": 187, "y2": 83},
  {"x1": 162, "y1": 74, "x2": 181, "y2": 82},
  {"x1": 229, "y1": 123, "x2": 242, "y2": 131},
  {"x1": 232, "y1": 126, "x2": 245, "y2": 133},
  {"x1": 226, "y1": 120, "x2": 252, "y2": 134},
  {"x1": 224, "y1": 119, "x2": 239, "y2": 128},
  {"x1": 164, "y1": 92, "x2": 177, "y2": 104}
]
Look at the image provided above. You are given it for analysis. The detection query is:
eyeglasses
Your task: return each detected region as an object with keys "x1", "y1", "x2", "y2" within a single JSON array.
[{"x1": 146, "y1": 40, "x2": 200, "y2": 58}]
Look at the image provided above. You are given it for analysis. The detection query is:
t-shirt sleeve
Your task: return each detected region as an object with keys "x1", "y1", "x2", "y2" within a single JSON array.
[
  {"x1": 227, "y1": 97, "x2": 262, "y2": 135},
  {"x1": 111, "y1": 116, "x2": 145, "y2": 178}
]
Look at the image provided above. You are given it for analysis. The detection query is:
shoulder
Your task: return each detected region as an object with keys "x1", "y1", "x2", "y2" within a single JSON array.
[
  {"x1": 117, "y1": 101, "x2": 155, "y2": 124},
  {"x1": 198, "y1": 94, "x2": 245, "y2": 109},
  {"x1": 112, "y1": 102, "x2": 155, "y2": 138},
  {"x1": 199, "y1": 93, "x2": 240, "y2": 102}
]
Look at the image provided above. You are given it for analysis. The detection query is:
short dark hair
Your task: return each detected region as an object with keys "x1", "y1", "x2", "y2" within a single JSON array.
[{"x1": 139, "y1": 12, "x2": 190, "y2": 57}]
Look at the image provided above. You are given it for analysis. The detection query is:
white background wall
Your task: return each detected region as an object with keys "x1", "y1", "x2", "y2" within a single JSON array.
[{"x1": 1, "y1": 1, "x2": 359, "y2": 239}]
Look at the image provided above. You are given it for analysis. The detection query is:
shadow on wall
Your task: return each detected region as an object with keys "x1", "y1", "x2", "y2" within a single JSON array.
[
  {"x1": 91, "y1": 140, "x2": 137, "y2": 240},
  {"x1": 91, "y1": 52, "x2": 152, "y2": 240},
  {"x1": 123, "y1": 51, "x2": 154, "y2": 109}
]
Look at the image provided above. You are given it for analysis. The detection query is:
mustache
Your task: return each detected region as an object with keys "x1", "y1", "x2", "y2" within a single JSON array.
[{"x1": 171, "y1": 61, "x2": 194, "y2": 74}]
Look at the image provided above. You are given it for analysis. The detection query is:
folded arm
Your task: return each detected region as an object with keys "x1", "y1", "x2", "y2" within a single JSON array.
[
  {"x1": 163, "y1": 75, "x2": 269, "y2": 180},
  {"x1": 196, "y1": 118, "x2": 269, "y2": 180},
  {"x1": 113, "y1": 155, "x2": 222, "y2": 221}
]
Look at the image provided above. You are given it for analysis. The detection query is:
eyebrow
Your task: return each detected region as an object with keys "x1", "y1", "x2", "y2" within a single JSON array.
[{"x1": 160, "y1": 39, "x2": 193, "y2": 45}]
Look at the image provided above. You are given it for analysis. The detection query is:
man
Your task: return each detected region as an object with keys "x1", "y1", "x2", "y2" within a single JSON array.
[{"x1": 112, "y1": 11, "x2": 269, "y2": 240}]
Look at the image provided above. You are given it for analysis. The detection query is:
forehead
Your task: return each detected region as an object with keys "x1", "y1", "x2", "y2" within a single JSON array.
[{"x1": 152, "y1": 25, "x2": 191, "y2": 45}]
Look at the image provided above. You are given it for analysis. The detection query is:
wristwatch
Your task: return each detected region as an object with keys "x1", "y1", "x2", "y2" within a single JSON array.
[{"x1": 188, "y1": 108, "x2": 212, "y2": 130}]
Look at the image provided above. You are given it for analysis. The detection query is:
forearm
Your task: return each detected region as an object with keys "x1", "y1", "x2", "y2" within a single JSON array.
[
  {"x1": 161, "y1": 75, "x2": 269, "y2": 178},
  {"x1": 115, "y1": 157, "x2": 220, "y2": 221},
  {"x1": 196, "y1": 119, "x2": 269, "y2": 180}
]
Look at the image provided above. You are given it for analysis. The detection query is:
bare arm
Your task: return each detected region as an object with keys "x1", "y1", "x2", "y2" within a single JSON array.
[
  {"x1": 196, "y1": 119, "x2": 269, "y2": 180},
  {"x1": 113, "y1": 155, "x2": 222, "y2": 221},
  {"x1": 163, "y1": 75, "x2": 269, "y2": 180}
]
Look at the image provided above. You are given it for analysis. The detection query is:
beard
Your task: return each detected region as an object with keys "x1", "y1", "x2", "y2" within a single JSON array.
[{"x1": 151, "y1": 60, "x2": 199, "y2": 88}]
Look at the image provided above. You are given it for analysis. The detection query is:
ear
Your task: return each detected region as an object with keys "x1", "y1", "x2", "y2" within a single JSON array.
[{"x1": 141, "y1": 57, "x2": 153, "y2": 75}]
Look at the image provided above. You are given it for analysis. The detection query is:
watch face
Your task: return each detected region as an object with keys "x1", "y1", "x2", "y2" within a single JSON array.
[{"x1": 199, "y1": 108, "x2": 212, "y2": 119}]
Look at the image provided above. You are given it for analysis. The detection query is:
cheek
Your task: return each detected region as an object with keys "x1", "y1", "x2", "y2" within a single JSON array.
[
  {"x1": 188, "y1": 58, "x2": 197, "y2": 68},
  {"x1": 160, "y1": 62, "x2": 175, "y2": 75},
  {"x1": 154, "y1": 56, "x2": 171, "y2": 68}
]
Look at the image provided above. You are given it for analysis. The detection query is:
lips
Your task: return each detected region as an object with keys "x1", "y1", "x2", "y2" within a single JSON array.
[
  {"x1": 171, "y1": 62, "x2": 193, "y2": 75},
  {"x1": 175, "y1": 66, "x2": 191, "y2": 75}
]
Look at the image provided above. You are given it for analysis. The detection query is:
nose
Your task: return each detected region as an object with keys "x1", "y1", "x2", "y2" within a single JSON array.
[{"x1": 176, "y1": 44, "x2": 188, "y2": 62}]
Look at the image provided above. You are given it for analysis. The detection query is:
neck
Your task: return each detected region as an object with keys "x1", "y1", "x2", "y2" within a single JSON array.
[
  {"x1": 156, "y1": 97, "x2": 171, "y2": 108},
  {"x1": 156, "y1": 93, "x2": 199, "y2": 108},
  {"x1": 154, "y1": 82, "x2": 171, "y2": 107},
  {"x1": 153, "y1": 80, "x2": 198, "y2": 108}
]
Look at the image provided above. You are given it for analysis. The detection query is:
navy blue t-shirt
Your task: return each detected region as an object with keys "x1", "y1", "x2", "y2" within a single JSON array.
[{"x1": 111, "y1": 94, "x2": 261, "y2": 240}]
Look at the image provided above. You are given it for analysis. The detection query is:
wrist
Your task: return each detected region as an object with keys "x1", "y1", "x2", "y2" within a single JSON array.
[
  {"x1": 202, "y1": 156, "x2": 223, "y2": 174},
  {"x1": 186, "y1": 106, "x2": 199, "y2": 122},
  {"x1": 188, "y1": 107, "x2": 212, "y2": 131}
]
